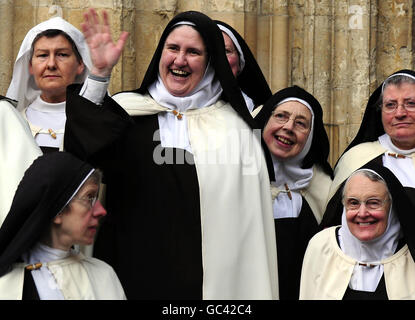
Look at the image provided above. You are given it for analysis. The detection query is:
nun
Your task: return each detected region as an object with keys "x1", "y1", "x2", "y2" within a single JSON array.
[
  {"x1": 254, "y1": 85, "x2": 333, "y2": 299},
  {"x1": 0, "y1": 152, "x2": 125, "y2": 300},
  {"x1": 0, "y1": 97, "x2": 41, "y2": 225},
  {"x1": 63, "y1": 9, "x2": 278, "y2": 299},
  {"x1": 322, "y1": 69, "x2": 415, "y2": 228},
  {"x1": 215, "y1": 20, "x2": 272, "y2": 112},
  {"x1": 300, "y1": 163, "x2": 415, "y2": 300},
  {"x1": 6, "y1": 16, "x2": 92, "y2": 153}
]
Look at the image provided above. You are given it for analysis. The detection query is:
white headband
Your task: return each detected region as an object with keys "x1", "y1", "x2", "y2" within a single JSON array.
[
  {"x1": 276, "y1": 97, "x2": 315, "y2": 163},
  {"x1": 57, "y1": 168, "x2": 96, "y2": 215},
  {"x1": 277, "y1": 97, "x2": 312, "y2": 112},
  {"x1": 381, "y1": 72, "x2": 415, "y2": 93},
  {"x1": 172, "y1": 21, "x2": 196, "y2": 28}
]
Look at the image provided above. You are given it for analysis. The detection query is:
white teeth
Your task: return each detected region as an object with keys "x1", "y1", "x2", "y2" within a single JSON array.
[
  {"x1": 358, "y1": 222, "x2": 374, "y2": 226},
  {"x1": 171, "y1": 69, "x2": 189, "y2": 76},
  {"x1": 276, "y1": 136, "x2": 293, "y2": 145}
]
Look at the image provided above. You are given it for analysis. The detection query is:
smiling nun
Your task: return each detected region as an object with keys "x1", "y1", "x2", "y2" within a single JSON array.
[
  {"x1": 63, "y1": 9, "x2": 278, "y2": 300},
  {"x1": 255, "y1": 85, "x2": 333, "y2": 300},
  {"x1": 322, "y1": 69, "x2": 415, "y2": 228},
  {"x1": 300, "y1": 163, "x2": 415, "y2": 300}
]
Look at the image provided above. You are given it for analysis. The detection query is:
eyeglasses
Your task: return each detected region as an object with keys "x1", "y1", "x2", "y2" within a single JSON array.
[
  {"x1": 225, "y1": 48, "x2": 238, "y2": 56},
  {"x1": 271, "y1": 110, "x2": 311, "y2": 133},
  {"x1": 344, "y1": 197, "x2": 389, "y2": 212},
  {"x1": 72, "y1": 194, "x2": 98, "y2": 210},
  {"x1": 382, "y1": 100, "x2": 415, "y2": 113}
]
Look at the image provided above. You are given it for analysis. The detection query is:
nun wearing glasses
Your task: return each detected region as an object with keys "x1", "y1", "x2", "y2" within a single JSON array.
[
  {"x1": 321, "y1": 69, "x2": 415, "y2": 229},
  {"x1": 300, "y1": 163, "x2": 415, "y2": 300},
  {"x1": 0, "y1": 152, "x2": 125, "y2": 300},
  {"x1": 254, "y1": 86, "x2": 333, "y2": 300}
]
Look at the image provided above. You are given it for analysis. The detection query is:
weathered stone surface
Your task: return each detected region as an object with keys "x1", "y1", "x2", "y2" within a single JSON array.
[{"x1": 3, "y1": 0, "x2": 415, "y2": 165}]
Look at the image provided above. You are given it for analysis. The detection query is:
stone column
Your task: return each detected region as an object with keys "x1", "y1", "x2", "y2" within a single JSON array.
[
  {"x1": 118, "y1": 1, "x2": 136, "y2": 91},
  {"x1": 243, "y1": 0, "x2": 258, "y2": 61},
  {"x1": 0, "y1": 0, "x2": 14, "y2": 94},
  {"x1": 271, "y1": 0, "x2": 289, "y2": 92},
  {"x1": 331, "y1": 1, "x2": 350, "y2": 165},
  {"x1": 256, "y1": 0, "x2": 272, "y2": 84},
  {"x1": 329, "y1": 1, "x2": 374, "y2": 163},
  {"x1": 376, "y1": 0, "x2": 414, "y2": 82},
  {"x1": 134, "y1": 0, "x2": 177, "y2": 87}
]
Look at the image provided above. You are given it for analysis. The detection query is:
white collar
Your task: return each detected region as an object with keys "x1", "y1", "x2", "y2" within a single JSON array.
[
  {"x1": 22, "y1": 242, "x2": 71, "y2": 264},
  {"x1": 148, "y1": 61, "x2": 222, "y2": 112},
  {"x1": 28, "y1": 96, "x2": 66, "y2": 113},
  {"x1": 379, "y1": 133, "x2": 415, "y2": 155},
  {"x1": 338, "y1": 204, "x2": 402, "y2": 292}
]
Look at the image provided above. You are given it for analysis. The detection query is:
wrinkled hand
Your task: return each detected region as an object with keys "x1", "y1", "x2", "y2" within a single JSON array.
[{"x1": 82, "y1": 8, "x2": 129, "y2": 77}]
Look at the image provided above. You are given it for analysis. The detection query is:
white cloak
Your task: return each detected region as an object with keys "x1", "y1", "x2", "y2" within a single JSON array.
[
  {"x1": 0, "y1": 253, "x2": 126, "y2": 300},
  {"x1": 0, "y1": 100, "x2": 42, "y2": 225},
  {"x1": 113, "y1": 93, "x2": 279, "y2": 300},
  {"x1": 300, "y1": 227, "x2": 415, "y2": 300}
]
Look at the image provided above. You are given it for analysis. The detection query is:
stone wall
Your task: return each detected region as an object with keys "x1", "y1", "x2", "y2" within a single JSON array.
[{"x1": 1, "y1": 0, "x2": 414, "y2": 165}]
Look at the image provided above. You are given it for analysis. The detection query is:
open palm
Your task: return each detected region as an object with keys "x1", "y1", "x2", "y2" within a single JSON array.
[{"x1": 81, "y1": 9, "x2": 129, "y2": 77}]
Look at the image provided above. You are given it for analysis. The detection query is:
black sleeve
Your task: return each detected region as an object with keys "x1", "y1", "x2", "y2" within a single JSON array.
[{"x1": 64, "y1": 84, "x2": 133, "y2": 169}]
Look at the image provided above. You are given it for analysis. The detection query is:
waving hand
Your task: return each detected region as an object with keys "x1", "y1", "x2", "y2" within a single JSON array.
[{"x1": 81, "y1": 8, "x2": 129, "y2": 77}]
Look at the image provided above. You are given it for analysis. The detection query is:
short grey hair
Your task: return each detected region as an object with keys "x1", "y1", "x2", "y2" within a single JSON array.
[
  {"x1": 342, "y1": 169, "x2": 391, "y2": 203},
  {"x1": 378, "y1": 74, "x2": 415, "y2": 108}
]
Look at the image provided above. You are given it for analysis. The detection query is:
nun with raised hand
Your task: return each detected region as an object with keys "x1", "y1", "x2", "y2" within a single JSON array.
[
  {"x1": 0, "y1": 152, "x2": 125, "y2": 300},
  {"x1": 300, "y1": 163, "x2": 415, "y2": 300},
  {"x1": 0, "y1": 96, "x2": 41, "y2": 226},
  {"x1": 6, "y1": 16, "x2": 92, "y2": 153},
  {"x1": 63, "y1": 9, "x2": 278, "y2": 300},
  {"x1": 322, "y1": 69, "x2": 415, "y2": 229},
  {"x1": 254, "y1": 85, "x2": 333, "y2": 300},
  {"x1": 215, "y1": 20, "x2": 272, "y2": 112}
]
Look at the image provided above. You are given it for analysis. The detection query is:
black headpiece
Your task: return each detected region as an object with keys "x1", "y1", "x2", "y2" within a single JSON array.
[
  {"x1": 255, "y1": 85, "x2": 333, "y2": 178},
  {"x1": 214, "y1": 20, "x2": 272, "y2": 108},
  {"x1": 354, "y1": 162, "x2": 415, "y2": 261},
  {"x1": 133, "y1": 11, "x2": 257, "y2": 129},
  {"x1": 342, "y1": 69, "x2": 415, "y2": 157},
  {"x1": 0, "y1": 152, "x2": 94, "y2": 276}
]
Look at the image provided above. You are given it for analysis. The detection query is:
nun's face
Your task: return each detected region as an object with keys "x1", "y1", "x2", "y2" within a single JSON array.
[
  {"x1": 52, "y1": 181, "x2": 107, "y2": 250},
  {"x1": 159, "y1": 25, "x2": 208, "y2": 97},
  {"x1": 263, "y1": 101, "x2": 312, "y2": 160},
  {"x1": 222, "y1": 32, "x2": 240, "y2": 77},
  {"x1": 344, "y1": 174, "x2": 390, "y2": 242},
  {"x1": 29, "y1": 34, "x2": 85, "y2": 103},
  {"x1": 382, "y1": 82, "x2": 415, "y2": 149}
]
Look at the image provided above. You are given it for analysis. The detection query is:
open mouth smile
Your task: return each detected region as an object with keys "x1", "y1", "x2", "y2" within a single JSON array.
[
  {"x1": 356, "y1": 221, "x2": 377, "y2": 226},
  {"x1": 275, "y1": 135, "x2": 294, "y2": 146},
  {"x1": 170, "y1": 69, "x2": 190, "y2": 77}
]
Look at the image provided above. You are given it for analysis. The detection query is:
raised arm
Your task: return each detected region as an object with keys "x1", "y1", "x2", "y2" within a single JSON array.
[
  {"x1": 81, "y1": 8, "x2": 129, "y2": 77},
  {"x1": 64, "y1": 9, "x2": 131, "y2": 166}
]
